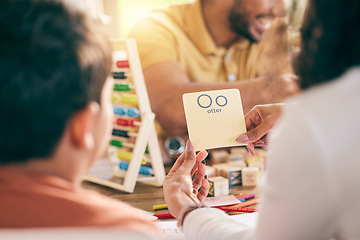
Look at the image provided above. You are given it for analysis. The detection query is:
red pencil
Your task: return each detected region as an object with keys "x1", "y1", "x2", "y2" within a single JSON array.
[
  {"x1": 216, "y1": 207, "x2": 256, "y2": 213},
  {"x1": 214, "y1": 198, "x2": 259, "y2": 211},
  {"x1": 154, "y1": 212, "x2": 174, "y2": 219}
]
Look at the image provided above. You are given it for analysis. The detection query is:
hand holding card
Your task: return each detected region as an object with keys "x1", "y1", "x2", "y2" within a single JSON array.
[{"x1": 183, "y1": 89, "x2": 247, "y2": 151}]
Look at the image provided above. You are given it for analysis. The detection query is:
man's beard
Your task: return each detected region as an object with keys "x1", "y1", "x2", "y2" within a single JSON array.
[{"x1": 228, "y1": 9, "x2": 257, "y2": 43}]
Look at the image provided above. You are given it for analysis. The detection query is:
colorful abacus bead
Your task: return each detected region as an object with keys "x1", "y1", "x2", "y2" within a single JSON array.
[
  {"x1": 119, "y1": 161, "x2": 153, "y2": 176},
  {"x1": 110, "y1": 139, "x2": 148, "y2": 154},
  {"x1": 112, "y1": 129, "x2": 130, "y2": 138},
  {"x1": 113, "y1": 106, "x2": 127, "y2": 116},
  {"x1": 127, "y1": 108, "x2": 140, "y2": 118},
  {"x1": 110, "y1": 139, "x2": 124, "y2": 148},
  {"x1": 121, "y1": 94, "x2": 138, "y2": 105},
  {"x1": 112, "y1": 93, "x2": 121, "y2": 104},
  {"x1": 117, "y1": 150, "x2": 147, "y2": 165},
  {"x1": 113, "y1": 71, "x2": 127, "y2": 79},
  {"x1": 113, "y1": 106, "x2": 140, "y2": 118},
  {"x1": 116, "y1": 118, "x2": 137, "y2": 127},
  {"x1": 116, "y1": 60, "x2": 130, "y2": 68},
  {"x1": 110, "y1": 139, "x2": 135, "y2": 148},
  {"x1": 114, "y1": 83, "x2": 132, "y2": 92}
]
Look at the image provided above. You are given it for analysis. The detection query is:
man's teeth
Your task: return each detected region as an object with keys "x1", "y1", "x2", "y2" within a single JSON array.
[{"x1": 258, "y1": 17, "x2": 273, "y2": 28}]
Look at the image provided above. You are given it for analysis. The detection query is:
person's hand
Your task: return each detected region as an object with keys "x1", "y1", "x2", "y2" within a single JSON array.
[
  {"x1": 236, "y1": 104, "x2": 284, "y2": 153},
  {"x1": 163, "y1": 140, "x2": 209, "y2": 219},
  {"x1": 261, "y1": 74, "x2": 299, "y2": 102}
]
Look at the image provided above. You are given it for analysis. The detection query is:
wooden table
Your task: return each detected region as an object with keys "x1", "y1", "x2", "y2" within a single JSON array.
[{"x1": 81, "y1": 179, "x2": 259, "y2": 215}]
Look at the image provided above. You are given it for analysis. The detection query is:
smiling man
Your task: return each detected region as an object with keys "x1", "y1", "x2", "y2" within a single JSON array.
[
  {"x1": 229, "y1": 0, "x2": 281, "y2": 42},
  {"x1": 128, "y1": 0, "x2": 298, "y2": 163}
]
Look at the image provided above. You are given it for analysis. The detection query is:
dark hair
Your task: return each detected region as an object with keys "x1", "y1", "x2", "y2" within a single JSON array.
[
  {"x1": 0, "y1": 0, "x2": 112, "y2": 164},
  {"x1": 294, "y1": 0, "x2": 360, "y2": 89}
]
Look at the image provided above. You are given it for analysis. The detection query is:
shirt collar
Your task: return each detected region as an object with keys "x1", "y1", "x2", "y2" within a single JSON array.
[{"x1": 184, "y1": 0, "x2": 217, "y2": 55}]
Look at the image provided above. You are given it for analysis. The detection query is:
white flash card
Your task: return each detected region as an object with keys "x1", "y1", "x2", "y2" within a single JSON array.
[{"x1": 183, "y1": 89, "x2": 247, "y2": 151}]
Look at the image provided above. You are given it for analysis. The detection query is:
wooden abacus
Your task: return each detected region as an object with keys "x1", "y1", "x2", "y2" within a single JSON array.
[{"x1": 84, "y1": 39, "x2": 165, "y2": 193}]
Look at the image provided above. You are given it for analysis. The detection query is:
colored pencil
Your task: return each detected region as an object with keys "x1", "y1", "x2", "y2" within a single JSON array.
[
  {"x1": 217, "y1": 207, "x2": 256, "y2": 213},
  {"x1": 236, "y1": 193, "x2": 255, "y2": 201},
  {"x1": 153, "y1": 203, "x2": 168, "y2": 211},
  {"x1": 215, "y1": 198, "x2": 259, "y2": 210},
  {"x1": 154, "y1": 212, "x2": 174, "y2": 219}
]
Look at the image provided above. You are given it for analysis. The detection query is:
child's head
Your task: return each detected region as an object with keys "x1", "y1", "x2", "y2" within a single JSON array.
[{"x1": 0, "y1": 0, "x2": 113, "y2": 166}]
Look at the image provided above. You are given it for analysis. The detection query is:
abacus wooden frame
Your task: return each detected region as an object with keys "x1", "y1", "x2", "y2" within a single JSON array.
[{"x1": 83, "y1": 39, "x2": 165, "y2": 193}]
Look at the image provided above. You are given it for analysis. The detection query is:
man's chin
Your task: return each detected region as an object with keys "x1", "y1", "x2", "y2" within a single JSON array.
[
  {"x1": 251, "y1": 27, "x2": 266, "y2": 43},
  {"x1": 249, "y1": 32, "x2": 263, "y2": 43}
]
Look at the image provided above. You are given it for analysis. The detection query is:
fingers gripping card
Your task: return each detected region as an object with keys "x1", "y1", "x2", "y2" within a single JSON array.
[{"x1": 183, "y1": 89, "x2": 247, "y2": 151}]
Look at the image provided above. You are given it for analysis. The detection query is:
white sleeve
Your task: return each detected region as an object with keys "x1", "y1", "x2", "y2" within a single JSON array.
[
  {"x1": 183, "y1": 207, "x2": 255, "y2": 240},
  {"x1": 184, "y1": 104, "x2": 336, "y2": 240},
  {"x1": 248, "y1": 104, "x2": 337, "y2": 240}
]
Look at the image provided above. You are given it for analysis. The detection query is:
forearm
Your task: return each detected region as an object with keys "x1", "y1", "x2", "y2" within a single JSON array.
[
  {"x1": 148, "y1": 80, "x2": 256, "y2": 136},
  {"x1": 144, "y1": 62, "x2": 297, "y2": 136},
  {"x1": 151, "y1": 77, "x2": 289, "y2": 136},
  {"x1": 179, "y1": 77, "x2": 283, "y2": 114}
]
